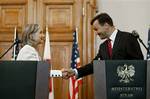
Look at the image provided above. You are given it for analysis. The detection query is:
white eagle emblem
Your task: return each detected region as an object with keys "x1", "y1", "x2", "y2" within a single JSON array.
[{"x1": 117, "y1": 64, "x2": 135, "y2": 83}]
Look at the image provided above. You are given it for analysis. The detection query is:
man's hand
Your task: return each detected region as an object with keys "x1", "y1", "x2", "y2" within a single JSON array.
[{"x1": 62, "y1": 69, "x2": 75, "y2": 79}]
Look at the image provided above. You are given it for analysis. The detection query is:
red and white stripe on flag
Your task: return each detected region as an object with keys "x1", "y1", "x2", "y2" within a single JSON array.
[
  {"x1": 43, "y1": 27, "x2": 54, "y2": 99},
  {"x1": 69, "y1": 29, "x2": 82, "y2": 99}
]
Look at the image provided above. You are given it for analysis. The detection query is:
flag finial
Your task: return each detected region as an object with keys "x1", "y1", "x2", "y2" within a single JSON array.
[{"x1": 46, "y1": 26, "x2": 48, "y2": 32}]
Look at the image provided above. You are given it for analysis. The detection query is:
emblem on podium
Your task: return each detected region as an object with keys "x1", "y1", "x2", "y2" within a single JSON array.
[{"x1": 117, "y1": 64, "x2": 135, "y2": 83}]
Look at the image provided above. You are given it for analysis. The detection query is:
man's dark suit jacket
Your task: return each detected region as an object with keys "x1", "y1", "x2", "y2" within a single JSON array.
[{"x1": 77, "y1": 30, "x2": 144, "y2": 78}]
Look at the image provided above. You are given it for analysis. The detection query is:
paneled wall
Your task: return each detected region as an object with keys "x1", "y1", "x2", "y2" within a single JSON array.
[
  {"x1": 0, "y1": 0, "x2": 96, "y2": 98},
  {"x1": 0, "y1": 0, "x2": 27, "y2": 60}
]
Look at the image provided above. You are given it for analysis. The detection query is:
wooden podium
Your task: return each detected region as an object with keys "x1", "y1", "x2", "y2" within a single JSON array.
[
  {"x1": 93, "y1": 60, "x2": 150, "y2": 99},
  {"x1": 0, "y1": 61, "x2": 49, "y2": 99}
]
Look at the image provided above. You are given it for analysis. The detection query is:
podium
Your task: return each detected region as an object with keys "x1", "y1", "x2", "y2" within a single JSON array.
[
  {"x1": 0, "y1": 61, "x2": 49, "y2": 99},
  {"x1": 93, "y1": 60, "x2": 150, "y2": 99}
]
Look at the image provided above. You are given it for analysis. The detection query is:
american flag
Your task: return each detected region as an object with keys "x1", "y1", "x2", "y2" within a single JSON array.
[
  {"x1": 69, "y1": 29, "x2": 82, "y2": 99},
  {"x1": 147, "y1": 27, "x2": 150, "y2": 60}
]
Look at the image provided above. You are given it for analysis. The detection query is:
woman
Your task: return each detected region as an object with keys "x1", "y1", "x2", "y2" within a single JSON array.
[
  {"x1": 17, "y1": 24, "x2": 44, "y2": 61},
  {"x1": 17, "y1": 24, "x2": 62, "y2": 77}
]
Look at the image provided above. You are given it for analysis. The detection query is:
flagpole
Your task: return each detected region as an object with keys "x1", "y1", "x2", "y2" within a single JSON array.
[
  {"x1": 46, "y1": 26, "x2": 48, "y2": 35},
  {"x1": 12, "y1": 26, "x2": 17, "y2": 60},
  {"x1": 76, "y1": 27, "x2": 79, "y2": 43}
]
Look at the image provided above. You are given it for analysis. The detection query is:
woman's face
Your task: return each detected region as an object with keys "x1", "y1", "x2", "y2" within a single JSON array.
[{"x1": 32, "y1": 29, "x2": 45, "y2": 45}]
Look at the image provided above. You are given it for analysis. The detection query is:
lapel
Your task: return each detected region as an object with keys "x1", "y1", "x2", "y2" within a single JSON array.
[
  {"x1": 112, "y1": 30, "x2": 121, "y2": 58},
  {"x1": 100, "y1": 41, "x2": 110, "y2": 59}
]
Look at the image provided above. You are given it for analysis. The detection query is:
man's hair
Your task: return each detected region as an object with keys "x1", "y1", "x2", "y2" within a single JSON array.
[{"x1": 91, "y1": 13, "x2": 113, "y2": 26}]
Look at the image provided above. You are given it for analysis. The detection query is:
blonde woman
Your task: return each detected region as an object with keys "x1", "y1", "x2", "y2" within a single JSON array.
[{"x1": 17, "y1": 24, "x2": 44, "y2": 61}]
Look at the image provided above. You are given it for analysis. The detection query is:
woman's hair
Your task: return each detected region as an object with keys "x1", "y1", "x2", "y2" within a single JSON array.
[{"x1": 21, "y1": 24, "x2": 40, "y2": 46}]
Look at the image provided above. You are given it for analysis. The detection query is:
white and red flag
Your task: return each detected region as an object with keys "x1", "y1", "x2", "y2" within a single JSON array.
[{"x1": 43, "y1": 27, "x2": 54, "y2": 99}]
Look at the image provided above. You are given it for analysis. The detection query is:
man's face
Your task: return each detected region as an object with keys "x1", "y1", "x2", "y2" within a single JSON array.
[{"x1": 93, "y1": 20, "x2": 109, "y2": 39}]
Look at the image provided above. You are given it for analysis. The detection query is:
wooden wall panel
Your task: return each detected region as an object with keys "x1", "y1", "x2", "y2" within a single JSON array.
[
  {"x1": 42, "y1": 1, "x2": 74, "y2": 41},
  {"x1": 82, "y1": 0, "x2": 96, "y2": 99},
  {"x1": 46, "y1": 5, "x2": 73, "y2": 32},
  {"x1": 43, "y1": 0, "x2": 74, "y2": 4},
  {"x1": 0, "y1": 33, "x2": 14, "y2": 42},
  {"x1": 38, "y1": 1, "x2": 80, "y2": 99},
  {"x1": 51, "y1": 42, "x2": 72, "y2": 99},
  {"x1": 0, "y1": 0, "x2": 26, "y2": 4},
  {"x1": 51, "y1": 42, "x2": 72, "y2": 70},
  {"x1": 0, "y1": 42, "x2": 13, "y2": 60},
  {"x1": 0, "y1": 5, "x2": 26, "y2": 32}
]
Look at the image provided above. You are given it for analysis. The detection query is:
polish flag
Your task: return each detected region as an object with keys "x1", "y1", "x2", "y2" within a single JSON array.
[{"x1": 43, "y1": 27, "x2": 54, "y2": 99}]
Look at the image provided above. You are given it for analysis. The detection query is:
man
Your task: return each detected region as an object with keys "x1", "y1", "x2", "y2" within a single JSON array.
[{"x1": 62, "y1": 13, "x2": 143, "y2": 79}]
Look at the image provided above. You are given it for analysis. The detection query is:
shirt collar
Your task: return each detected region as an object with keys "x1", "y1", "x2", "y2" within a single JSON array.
[{"x1": 109, "y1": 29, "x2": 118, "y2": 42}]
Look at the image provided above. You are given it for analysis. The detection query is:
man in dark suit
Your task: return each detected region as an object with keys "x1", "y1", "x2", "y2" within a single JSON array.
[{"x1": 62, "y1": 13, "x2": 143, "y2": 79}]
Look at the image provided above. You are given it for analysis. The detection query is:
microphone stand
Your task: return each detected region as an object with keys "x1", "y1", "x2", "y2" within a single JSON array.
[
  {"x1": 0, "y1": 39, "x2": 20, "y2": 59},
  {"x1": 137, "y1": 37, "x2": 149, "y2": 53}
]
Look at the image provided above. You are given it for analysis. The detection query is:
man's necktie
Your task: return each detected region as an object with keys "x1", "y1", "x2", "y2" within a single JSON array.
[{"x1": 106, "y1": 39, "x2": 112, "y2": 58}]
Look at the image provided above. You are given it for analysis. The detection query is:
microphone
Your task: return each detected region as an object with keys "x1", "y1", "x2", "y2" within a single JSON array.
[
  {"x1": 132, "y1": 30, "x2": 149, "y2": 53},
  {"x1": 132, "y1": 30, "x2": 139, "y2": 38},
  {"x1": 15, "y1": 37, "x2": 22, "y2": 44}
]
